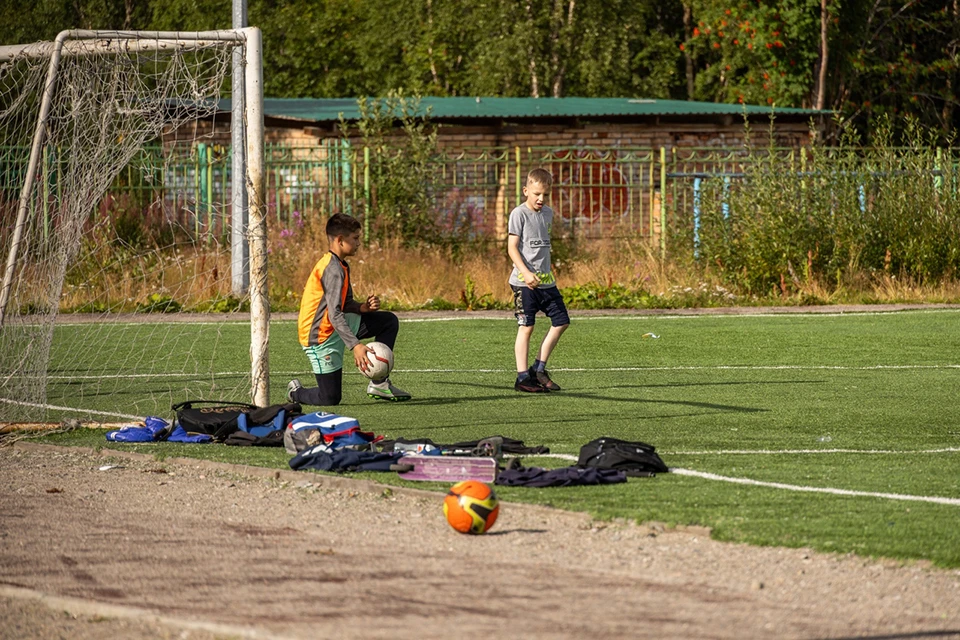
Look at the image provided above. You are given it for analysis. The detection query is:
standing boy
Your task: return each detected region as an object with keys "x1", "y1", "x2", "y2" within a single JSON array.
[
  {"x1": 507, "y1": 168, "x2": 570, "y2": 393},
  {"x1": 287, "y1": 213, "x2": 411, "y2": 405}
]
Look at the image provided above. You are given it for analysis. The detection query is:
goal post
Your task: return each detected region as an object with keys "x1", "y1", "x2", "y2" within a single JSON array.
[
  {"x1": 0, "y1": 29, "x2": 269, "y2": 422},
  {"x1": 242, "y1": 27, "x2": 270, "y2": 408}
]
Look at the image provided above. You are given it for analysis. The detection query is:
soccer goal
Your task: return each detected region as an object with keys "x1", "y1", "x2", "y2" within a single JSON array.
[{"x1": 0, "y1": 29, "x2": 269, "y2": 424}]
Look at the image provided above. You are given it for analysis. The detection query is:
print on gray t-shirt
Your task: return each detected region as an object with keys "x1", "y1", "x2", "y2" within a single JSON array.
[{"x1": 508, "y1": 204, "x2": 556, "y2": 288}]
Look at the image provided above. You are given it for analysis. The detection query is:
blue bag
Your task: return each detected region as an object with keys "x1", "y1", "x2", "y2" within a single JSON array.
[
  {"x1": 237, "y1": 408, "x2": 288, "y2": 437},
  {"x1": 106, "y1": 417, "x2": 212, "y2": 444},
  {"x1": 284, "y1": 412, "x2": 382, "y2": 454}
]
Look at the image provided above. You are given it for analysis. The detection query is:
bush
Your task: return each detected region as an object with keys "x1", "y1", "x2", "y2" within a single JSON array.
[
  {"x1": 691, "y1": 115, "x2": 960, "y2": 296},
  {"x1": 342, "y1": 91, "x2": 444, "y2": 247}
]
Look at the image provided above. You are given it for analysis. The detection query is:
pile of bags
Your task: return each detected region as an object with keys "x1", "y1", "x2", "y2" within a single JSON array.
[{"x1": 105, "y1": 400, "x2": 670, "y2": 484}]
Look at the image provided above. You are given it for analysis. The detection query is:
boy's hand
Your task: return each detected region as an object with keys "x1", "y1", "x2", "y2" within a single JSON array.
[
  {"x1": 522, "y1": 270, "x2": 540, "y2": 289},
  {"x1": 353, "y1": 343, "x2": 374, "y2": 372},
  {"x1": 359, "y1": 294, "x2": 380, "y2": 313}
]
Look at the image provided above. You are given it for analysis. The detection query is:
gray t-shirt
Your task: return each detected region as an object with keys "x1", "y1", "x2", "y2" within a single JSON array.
[{"x1": 508, "y1": 203, "x2": 556, "y2": 288}]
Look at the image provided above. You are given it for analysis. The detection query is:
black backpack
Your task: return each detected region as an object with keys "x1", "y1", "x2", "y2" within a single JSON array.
[
  {"x1": 172, "y1": 400, "x2": 301, "y2": 442},
  {"x1": 577, "y1": 437, "x2": 668, "y2": 477},
  {"x1": 171, "y1": 400, "x2": 257, "y2": 441}
]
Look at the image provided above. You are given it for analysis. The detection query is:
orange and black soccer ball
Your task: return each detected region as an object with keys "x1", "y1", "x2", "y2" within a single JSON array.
[{"x1": 443, "y1": 480, "x2": 499, "y2": 534}]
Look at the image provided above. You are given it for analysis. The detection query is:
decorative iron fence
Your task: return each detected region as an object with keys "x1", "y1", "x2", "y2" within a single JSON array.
[
  {"x1": 5, "y1": 142, "x2": 957, "y2": 258},
  {"x1": 91, "y1": 143, "x2": 783, "y2": 243}
]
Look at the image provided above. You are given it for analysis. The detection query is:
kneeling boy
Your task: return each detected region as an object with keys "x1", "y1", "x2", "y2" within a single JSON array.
[{"x1": 287, "y1": 213, "x2": 411, "y2": 405}]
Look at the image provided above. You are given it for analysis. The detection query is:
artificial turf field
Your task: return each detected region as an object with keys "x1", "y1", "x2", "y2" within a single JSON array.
[{"x1": 27, "y1": 308, "x2": 960, "y2": 567}]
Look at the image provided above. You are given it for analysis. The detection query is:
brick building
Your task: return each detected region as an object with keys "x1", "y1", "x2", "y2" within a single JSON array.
[
  {"x1": 173, "y1": 97, "x2": 827, "y2": 239},
  {"x1": 192, "y1": 96, "x2": 824, "y2": 149}
]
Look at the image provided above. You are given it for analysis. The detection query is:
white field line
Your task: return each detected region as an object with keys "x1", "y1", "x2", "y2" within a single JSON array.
[
  {"x1": 41, "y1": 363, "x2": 960, "y2": 381},
  {"x1": 666, "y1": 447, "x2": 960, "y2": 455},
  {"x1": 397, "y1": 365, "x2": 960, "y2": 372},
  {"x1": 536, "y1": 453, "x2": 960, "y2": 506},
  {"x1": 54, "y1": 321, "x2": 250, "y2": 327},
  {"x1": 670, "y1": 467, "x2": 960, "y2": 506},
  {"x1": 398, "y1": 308, "x2": 960, "y2": 322}
]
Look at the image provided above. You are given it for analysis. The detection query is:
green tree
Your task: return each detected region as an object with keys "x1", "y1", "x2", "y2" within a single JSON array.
[
  {"x1": 0, "y1": 0, "x2": 152, "y2": 42},
  {"x1": 830, "y1": 0, "x2": 960, "y2": 137},
  {"x1": 342, "y1": 92, "x2": 442, "y2": 246},
  {"x1": 468, "y1": 0, "x2": 681, "y2": 98},
  {"x1": 4, "y1": 0, "x2": 960, "y2": 136},
  {"x1": 150, "y1": 0, "x2": 230, "y2": 31},
  {"x1": 685, "y1": 0, "x2": 822, "y2": 107}
]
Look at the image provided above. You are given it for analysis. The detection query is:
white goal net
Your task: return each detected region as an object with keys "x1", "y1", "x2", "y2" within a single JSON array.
[{"x1": 0, "y1": 29, "x2": 268, "y2": 424}]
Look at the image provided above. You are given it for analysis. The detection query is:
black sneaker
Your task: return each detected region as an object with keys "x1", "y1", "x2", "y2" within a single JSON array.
[
  {"x1": 532, "y1": 368, "x2": 561, "y2": 391},
  {"x1": 515, "y1": 376, "x2": 549, "y2": 393}
]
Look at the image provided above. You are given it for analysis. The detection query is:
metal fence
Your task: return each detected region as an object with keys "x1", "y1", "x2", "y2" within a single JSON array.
[
  {"x1": 94, "y1": 142, "x2": 780, "y2": 242},
  {"x1": 11, "y1": 142, "x2": 939, "y2": 253}
]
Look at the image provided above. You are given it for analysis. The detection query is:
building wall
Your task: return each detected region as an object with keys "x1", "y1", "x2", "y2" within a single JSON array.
[
  {"x1": 169, "y1": 117, "x2": 814, "y2": 151},
  {"x1": 427, "y1": 121, "x2": 813, "y2": 151}
]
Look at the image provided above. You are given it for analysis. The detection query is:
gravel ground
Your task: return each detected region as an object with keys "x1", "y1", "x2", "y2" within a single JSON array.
[{"x1": 1, "y1": 443, "x2": 959, "y2": 640}]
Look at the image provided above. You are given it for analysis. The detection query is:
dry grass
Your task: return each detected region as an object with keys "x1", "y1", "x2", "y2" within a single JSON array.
[
  {"x1": 351, "y1": 244, "x2": 512, "y2": 308},
  {"x1": 46, "y1": 215, "x2": 960, "y2": 313},
  {"x1": 842, "y1": 271, "x2": 960, "y2": 304},
  {"x1": 208, "y1": 238, "x2": 960, "y2": 310},
  {"x1": 279, "y1": 235, "x2": 702, "y2": 309},
  {"x1": 58, "y1": 245, "x2": 235, "y2": 312}
]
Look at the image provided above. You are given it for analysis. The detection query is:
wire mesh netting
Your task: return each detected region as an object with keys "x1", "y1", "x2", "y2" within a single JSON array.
[{"x1": 0, "y1": 33, "x2": 251, "y2": 423}]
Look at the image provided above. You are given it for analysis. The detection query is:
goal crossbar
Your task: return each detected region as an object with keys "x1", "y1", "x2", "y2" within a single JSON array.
[{"x1": 0, "y1": 30, "x2": 249, "y2": 62}]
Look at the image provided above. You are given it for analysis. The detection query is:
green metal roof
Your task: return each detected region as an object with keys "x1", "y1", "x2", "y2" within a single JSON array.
[{"x1": 225, "y1": 97, "x2": 826, "y2": 123}]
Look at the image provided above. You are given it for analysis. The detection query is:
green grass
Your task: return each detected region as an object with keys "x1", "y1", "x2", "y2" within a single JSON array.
[{"x1": 26, "y1": 308, "x2": 960, "y2": 567}]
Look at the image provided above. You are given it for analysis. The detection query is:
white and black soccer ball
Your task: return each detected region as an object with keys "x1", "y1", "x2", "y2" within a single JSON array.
[{"x1": 362, "y1": 341, "x2": 394, "y2": 382}]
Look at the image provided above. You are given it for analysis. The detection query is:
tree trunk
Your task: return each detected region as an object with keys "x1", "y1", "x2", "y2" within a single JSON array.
[
  {"x1": 426, "y1": 0, "x2": 441, "y2": 90},
  {"x1": 943, "y1": 0, "x2": 959, "y2": 133},
  {"x1": 551, "y1": 0, "x2": 575, "y2": 97},
  {"x1": 526, "y1": 0, "x2": 540, "y2": 97},
  {"x1": 815, "y1": 0, "x2": 829, "y2": 110},
  {"x1": 683, "y1": 2, "x2": 695, "y2": 99}
]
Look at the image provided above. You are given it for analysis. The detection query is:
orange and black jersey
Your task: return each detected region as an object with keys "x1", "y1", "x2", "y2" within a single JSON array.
[{"x1": 297, "y1": 252, "x2": 363, "y2": 349}]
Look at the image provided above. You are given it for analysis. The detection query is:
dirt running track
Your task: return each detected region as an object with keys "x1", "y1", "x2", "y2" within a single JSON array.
[{"x1": 2, "y1": 443, "x2": 959, "y2": 640}]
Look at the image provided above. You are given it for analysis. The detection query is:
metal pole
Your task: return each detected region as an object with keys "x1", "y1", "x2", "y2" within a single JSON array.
[
  {"x1": 693, "y1": 177, "x2": 701, "y2": 259},
  {"x1": 243, "y1": 27, "x2": 269, "y2": 407},
  {"x1": 660, "y1": 147, "x2": 667, "y2": 261},
  {"x1": 515, "y1": 146, "x2": 522, "y2": 205},
  {"x1": 231, "y1": 0, "x2": 249, "y2": 295},
  {"x1": 363, "y1": 146, "x2": 370, "y2": 242}
]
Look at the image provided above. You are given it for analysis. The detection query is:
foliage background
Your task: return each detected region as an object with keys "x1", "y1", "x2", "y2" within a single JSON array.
[{"x1": 2, "y1": 0, "x2": 959, "y2": 138}]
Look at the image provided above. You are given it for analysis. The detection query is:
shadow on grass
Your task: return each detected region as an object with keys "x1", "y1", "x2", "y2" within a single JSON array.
[
  {"x1": 618, "y1": 379, "x2": 824, "y2": 390},
  {"x1": 397, "y1": 379, "x2": 771, "y2": 415},
  {"x1": 363, "y1": 411, "x2": 731, "y2": 433}
]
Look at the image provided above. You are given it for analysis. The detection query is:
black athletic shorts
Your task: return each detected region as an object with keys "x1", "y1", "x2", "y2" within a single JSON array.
[{"x1": 511, "y1": 285, "x2": 570, "y2": 327}]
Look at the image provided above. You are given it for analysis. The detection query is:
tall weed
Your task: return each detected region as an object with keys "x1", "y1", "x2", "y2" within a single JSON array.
[
  {"x1": 694, "y1": 116, "x2": 960, "y2": 297},
  {"x1": 340, "y1": 92, "x2": 447, "y2": 247}
]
